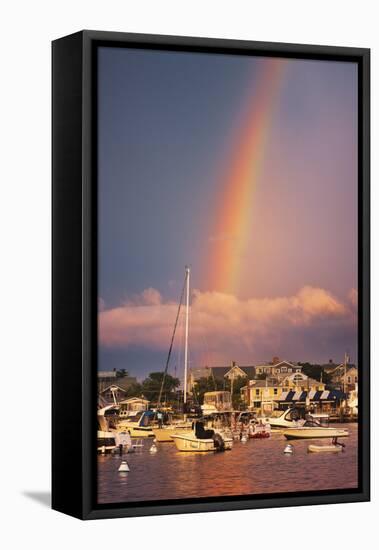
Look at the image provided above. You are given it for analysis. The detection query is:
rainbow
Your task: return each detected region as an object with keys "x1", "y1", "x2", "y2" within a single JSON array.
[{"x1": 207, "y1": 58, "x2": 287, "y2": 294}]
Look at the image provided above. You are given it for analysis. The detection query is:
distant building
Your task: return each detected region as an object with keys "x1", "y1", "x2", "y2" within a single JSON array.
[
  {"x1": 188, "y1": 362, "x2": 255, "y2": 392},
  {"x1": 255, "y1": 360, "x2": 302, "y2": 380},
  {"x1": 99, "y1": 384, "x2": 129, "y2": 403},
  {"x1": 241, "y1": 372, "x2": 328, "y2": 414},
  {"x1": 328, "y1": 364, "x2": 358, "y2": 391},
  {"x1": 281, "y1": 372, "x2": 325, "y2": 392},
  {"x1": 98, "y1": 370, "x2": 137, "y2": 401},
  {"x1": 241, "y1": 379, "x2": 281, "y2": 414}
]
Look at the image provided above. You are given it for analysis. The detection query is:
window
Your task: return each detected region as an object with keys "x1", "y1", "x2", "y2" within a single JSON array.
[
  {"x1": 347, "y1": 377, "x2": 351, "y2": 383},
  {"x1": 255, "y1": 389, "x2": 260, "y2": 396},
  {"x1": 355, "y1": 376, "x2": 358, "y2": 382},
  {"x1": 274, "y1": 388, "x2": 278, "y2": 395},
  {"x1": 288, "y1": 368, "x2": 292, "y2": 373}
]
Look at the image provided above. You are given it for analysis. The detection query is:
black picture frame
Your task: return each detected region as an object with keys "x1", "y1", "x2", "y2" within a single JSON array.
[{"x1": 52, "y1": 30, "x2": 370, "y2": 520}]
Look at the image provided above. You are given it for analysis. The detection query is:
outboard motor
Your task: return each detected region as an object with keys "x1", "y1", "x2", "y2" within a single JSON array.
[{"x1": 212, "y1": 432, "x2": 225, "y2": 452}]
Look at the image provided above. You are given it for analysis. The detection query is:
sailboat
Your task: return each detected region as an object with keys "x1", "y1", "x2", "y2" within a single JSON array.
[
  {"x1": 152, "y1": 266, "x2": 193, "y2": 442},
  {"x1": 166, "y1": 267, "x2": 233, "y2": 452}
]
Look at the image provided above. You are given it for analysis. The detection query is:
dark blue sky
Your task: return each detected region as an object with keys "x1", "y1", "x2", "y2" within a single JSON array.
[{"x1": 97, "y1": 47, "x2": 357, "y2": 379}]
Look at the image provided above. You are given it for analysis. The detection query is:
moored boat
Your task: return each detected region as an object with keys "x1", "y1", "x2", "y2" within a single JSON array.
[
  {"x1": 152, "y1": 423, "x2": 192, "y2": 442},
  {"x1": 283, "y1": 427, "x2": 349, "y2": 440},
  {"x1": 171, "y1": 420, "x2": 233, "y2": 452},
  {"x1": 117, "y1": 410, "x2": 155, "y2": 438},
  {"x1": 97, "y1": 430, "x2": 117, "y2": 453},
  {"x1": 248, "y1": 422, "x2": 271, "y2": 439},
  {"x1": 308, "y1": 444, "x2": 343, "y2": 453}
]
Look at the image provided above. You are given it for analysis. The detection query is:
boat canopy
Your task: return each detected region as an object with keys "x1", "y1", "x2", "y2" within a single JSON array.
[{"x1": 276, "y1": 390, "x2": 346, "y2": 403}]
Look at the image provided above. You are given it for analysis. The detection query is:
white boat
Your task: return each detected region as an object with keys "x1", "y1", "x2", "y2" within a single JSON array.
[
  {"x1": 283, "y1": 427, "x2": 349, "y2": 440},
  {"x1": 201, "y1": 391, "x2": 232, "y2": 415},
  {"x1": 265, "y1": 408, "x2": 329, "y2": 429},
  {"x1": 171, "y1": 433, "x2": 216, "y2": 452},
  {"x1": 152, "y1": 423, "x2": 192, "y2": 442},
  {"x1": 117, "y1": 410, "x2": 155, "y2": 438},
  {"x1": 97, "y1": 430, "x2": 117, "y2": 453},
  {"x1": 308, "y1": 444, "x2": 343, "y2": 453},
  {"x1": 97, "y1": 405, "x2": 132, "y2": 452},
  {"x1": 171, "y1": 420, "x2": 233, "y2": 452}
]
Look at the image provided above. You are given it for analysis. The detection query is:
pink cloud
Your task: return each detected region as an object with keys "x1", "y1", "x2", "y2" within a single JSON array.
[{"x1": 99, "y1": 286, "x2": 357, "y2": 364}]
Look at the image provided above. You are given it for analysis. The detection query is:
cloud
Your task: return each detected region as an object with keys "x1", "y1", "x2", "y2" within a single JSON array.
[{"x1": 99, "y1": 286, "x2": 357, "y2": 364}]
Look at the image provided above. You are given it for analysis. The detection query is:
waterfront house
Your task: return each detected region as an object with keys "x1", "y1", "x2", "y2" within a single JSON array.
[
  {"x1": 98, "y1": 369, "x2": 137, "y2": 394},
  {"x1": 241, "y1": 372, "x2": 333, "y2": 415},
  {"x1": 281, "y1": 372, "x2": 325, "y2": 392},
  {"x1": 188, "y1": 362, "x2": 255, "y2": 392},
  {"x1": 241, "y1": 379, "x2": 282, "y2": 414},
  {"x1": 100, "y1": 384, "x2": 129, "y2": 403},
  {"x1": 328, "y1": 364, "x2": 358, "y2": 392},
  {"x1": 255, "y1": 360, "x2": 302, "y2": 380}
]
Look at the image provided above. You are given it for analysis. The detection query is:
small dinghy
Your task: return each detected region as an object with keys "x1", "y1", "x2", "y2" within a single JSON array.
[
  {"x1": 308, "y1": 444, "x2": 342, "y2": 453},
  {"x1": 308, "y1": 437, "x2": 345, "y2": 453}
]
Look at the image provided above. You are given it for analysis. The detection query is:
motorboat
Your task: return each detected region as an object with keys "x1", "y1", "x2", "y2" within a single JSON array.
[
  {"x1": 308, "y1": 444, "x2": 343, "y2": 453},
  {"x1": 283, "y1": 423, "x2": 349, "y2": 440},
  {"x1": 152, "y1": 422, "x2": 192, "y2": 442},
  {"x1": 117, "y1": 410, "x2": 155, "y2": 438},
  {"x1": 97, "y1": 430, "x2": 117, "y2": 454},
  {"x1": 201, "y1": 391, "x2": 232, "y2": 414},
  {"x1": 97, "y1": 405, "x2": 132, "y2": 452},
  {"x1": 171, "y1": 420, "x2": 233, "y2": 452},
  {"x1": 248, "y1": 421, "x2": 271, "y2": 439},
  {"x1": 265, "y1": 407, "x2": 330, "y2": 429}
]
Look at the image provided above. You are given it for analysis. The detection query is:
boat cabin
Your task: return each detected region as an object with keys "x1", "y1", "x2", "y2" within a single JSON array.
[
  {"x1": 201, "y1": 391, "x2": 232, "y2": 413},
  {"x1": 118, "y1": 397, "x2": 150, "y2": 417}
]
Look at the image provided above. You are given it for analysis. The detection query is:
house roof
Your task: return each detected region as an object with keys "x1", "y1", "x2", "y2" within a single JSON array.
[
  {"x1": 255, "y1": 360, "x2": 299, "y2": 369},
  {"x1": 190, "y1": 365, "x2": 255, "y2": 380},
  {"x1": 281, "y1": 373, "x2": 322, "y2": 386},
  {"x1": 98, "y1": 376, "x2": 137, "y2": 392},
  {"x1": 329, "y1": 364, "x2": 357, "y2": 376},
  {"x1": 248, "y1": 379, "x2": 278, "y2": 388},
  {"x1": 275, "y1": 389, "x2": 345, "y2": 402},
  {"x1": 211, "y1": 366, "x2": 255, "y2": 379},
  {"x1": 98, "y1": 370, "x2": 117, "y2": 378},
  {"x1": 99, "y1": 384, "x2": 129, "y2": 394},
  {"x1": 119, "y1": 397, "x2": 149, "y2": 405}
]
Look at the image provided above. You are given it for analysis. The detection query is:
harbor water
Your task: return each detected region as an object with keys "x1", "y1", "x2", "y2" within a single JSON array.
[{"x1": 97, "y1": 423, "x2": 358, "y2": 504}]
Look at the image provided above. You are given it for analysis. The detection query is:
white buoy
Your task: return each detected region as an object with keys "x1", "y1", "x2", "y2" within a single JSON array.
[
  {"x1": 283, "y1": 444, "x2": 293, "y2": 454},
  {"x1": 118, "y1": 460, "x2": 130, "y2": 472},
  {"x1": 150, "y1": 443, "x2": 158, "y2": 453}
]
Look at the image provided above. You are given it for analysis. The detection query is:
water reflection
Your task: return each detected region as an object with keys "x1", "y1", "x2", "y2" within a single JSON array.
[{"x1": 98, "y1": 423, "x2": 358, "y2": 504}]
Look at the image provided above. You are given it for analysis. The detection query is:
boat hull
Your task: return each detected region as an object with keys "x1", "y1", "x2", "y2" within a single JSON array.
[
  {"x1": 117, "y1": 423, "x2": 155, "y2": 438},
  {"x1": 171, "y1": 434, "x2": 215, "y2": 452},
  {"x1": 152, "y1": 426, "x2": 191, "y2": 442},
  {"x1": 283, "y1": 428, "x2": 349, "y2": 440},
  {"x1": 308, "y1": 444, "x2": 342, "y2": 453}
]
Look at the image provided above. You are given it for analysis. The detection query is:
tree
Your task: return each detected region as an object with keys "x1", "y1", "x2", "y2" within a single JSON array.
[
  {"x1": 141, "y1": 372, "x2": 180, "y2": 404},
  {"x1": 192, "y1": 376, "x2": 223, "y2": 405},
  {"x1": 124, "y1": 382, "x2": 143, "y2": 398},
  {"x1": 225, "y1": 376, "x2": 249, "y2": 409},
  {"x1": 116, "y1": 368, "x2": 129, "y2": 377},
  {"x1": 299, "y1": 362, "x2": 324, "y2": 382}
]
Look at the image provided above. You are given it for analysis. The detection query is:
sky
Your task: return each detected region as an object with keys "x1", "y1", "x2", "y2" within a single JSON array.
[{"x1": 97, "y1": 46, "x2": 358, "y2": 381}]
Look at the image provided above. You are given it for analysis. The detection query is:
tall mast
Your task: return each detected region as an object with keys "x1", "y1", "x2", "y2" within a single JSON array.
[{"x1": 183, "y1": 266, "x2": 190, "y2": 404}]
